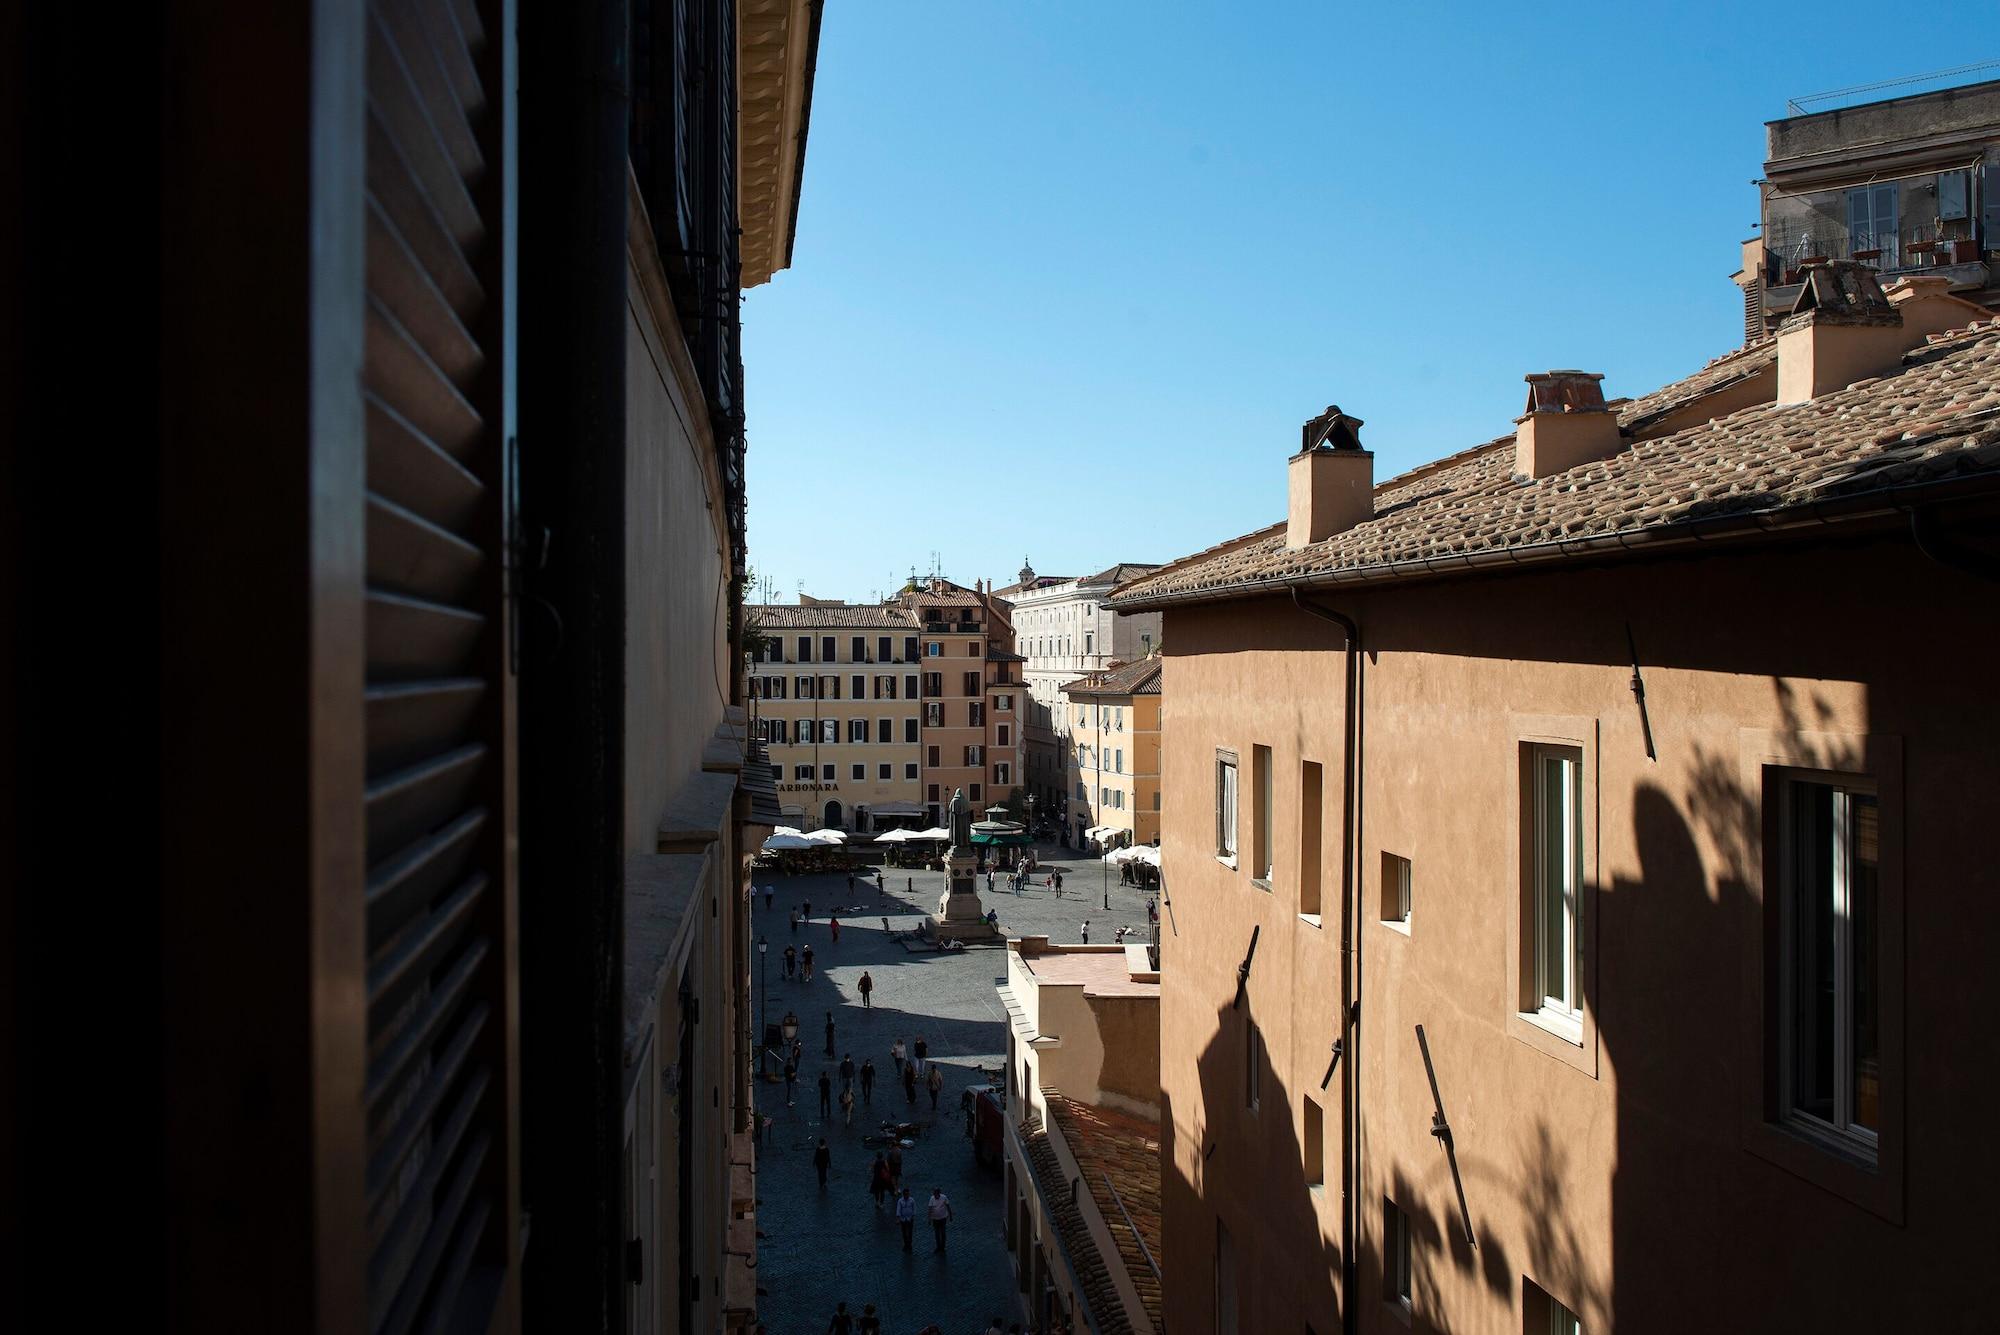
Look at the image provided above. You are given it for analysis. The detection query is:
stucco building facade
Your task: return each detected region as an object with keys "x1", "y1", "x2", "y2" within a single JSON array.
[
  {"x1": 1061, "y1": 656, "x2": 1163, "y2": 850},
  {"x1": 1112, "y1": 270, "x2": 2000, "y2": 1333},
  {"x1": 745, "y1": 602, "x2": 925, "y2": 830},
  {"x1": 897, "y1": 577, "x2": 1027, "y2": 826},
  {"x1": 1002, "y1": 562, "x2": 1164, "y2": 830}
]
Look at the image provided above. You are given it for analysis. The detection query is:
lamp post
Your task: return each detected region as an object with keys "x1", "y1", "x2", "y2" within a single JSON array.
[
  {"x1": 757, "y1": 937, "x2": 769, "y2": 1076},
  {"x1": 1025, "y1": 792, "x2": 1037, "y2": 850},
  {"x1": 1103, "y1": 845, "x2": 1111, "y2": 911}
]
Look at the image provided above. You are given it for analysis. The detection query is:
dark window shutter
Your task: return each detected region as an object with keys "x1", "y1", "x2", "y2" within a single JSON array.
[{"x1": 361, "y1": 1, "x2": 515, "y2": 1330}]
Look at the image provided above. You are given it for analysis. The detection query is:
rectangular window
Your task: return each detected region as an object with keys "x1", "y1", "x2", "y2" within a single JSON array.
[
  {"x1": 820, "y1": 636, "x2": 835, "y2": 663},
  {"x1": 848, "y1": 719, "x2": 867, "y2": 744},
  {"x1": 1216, "y1": 751, "x2": 1239, "y2": 862},
  {"x1": 965, "y1": 745, "x2": 983, "y2": 766},
  {"x1": 821, "y1": 764, "x2": 836, "y2": 782},
  {"x1": 797, "y1": 635, "x2": 812, "y2": 662},
  {"x1": 926, "y1": 641, "x2": 941, "y2": 657},
  {"x1": 969, "y1": 702, "x2": 985, "y2": 727},
  {"x1": 878, "y1": 635, "x2": 893, "y2": 662},
  {"x1": 1244, "y1": 1016, "x2": 1263, "y2": 1110},
  {"x1": 1528, "y1": 744, "x2": 1582, "y2": 1027},
  {"x1": 1778, "y1": 776, "x2": 1880, "y2": 1154},
  {"x1": 877, "y1": 719, "x2": 892, "y2": 744},
  {"x1": 1382, "y1": 852, "x2": 1412, "y2": 927},
  {"x1": 996, "y1": 694, "x2": 1012, "y2": 711},
  {"x1": 851, "y1": 764, "x2": 866, "y2": 781},
  {"x1": 963, "y1": 671, "x2": 981, "y2": 696},
  {"x1": 1251, "y1": 745, "x2": 1272, "y2": 882},
  {"x1": 922, "y1": 673, "x2": 942, "y2": 697},
  {"x1": 997, "y1": 723, "x2": 1010, "y2": 747},
  {"x1": 821, "y1": 719, "x2": 838, "y2": 744},
  {"x1": 878, "y1": 763, "x2": 892, "y2": 780},
  {"x1": 825, "y1": 675, "x2": 841, "y2": 700},
  {"x1": 905, "y1": 763, "x2": 919, "y2": 780},
  {"x1": 770, "y1": 764, "x2": 782, "y2": 781},
  {"x1": 904, "y1": 719, "x2": 919, "y2": 743},
  {"x1": 994, "y1": 763, "x2": 1011, "y2": 785},
  {"x1": 852, "y1": 673, "x2": 865, "y2": 699},
  {"x1": 1524, "y1": 1279, "x2": 1580, "y2": 1335},
  {"x1": 903, "y1": 636, "x2": 918, "y2": 662},
  {"x1": 927, "y1": 783, "x2": 940, "y2": 803},
  {"x1": 1384, "y1": 1198, "x2": 1410, "y2": 1310},
  {"x1": 905, "y1": 673, "x2": 919, "y2": 699},
  {"x1": 1304, "y1": 1098, "x2": 1324, "y2": 1188},
  {"x1": 970, "y1": 784, "x2": 982, "y2": 802},
  {"x1": 966, "y1": 640, "x2": 980, "y2": 656},
  {"x1": 1115, "y1": 747, "x2": 1124, "y2": 774},
  {"x1": 925, "y1": 703, "x2": 943, "y2": 727},
  {"x1": 1300, "y1": 762, "x2": 1323, "y2": 918},
  {"x1": 927, "y1": 746, "x2": 940, "y2": 769},
  {"x1": 1075, "y1": 781, "x2": 1087, "y2": 801},
  {"x1": 794, "y1": 765, "x2": 812, "y2": 781},
  {"x1": 796, "y1": 674, "x2": 813, "y2": 699}
]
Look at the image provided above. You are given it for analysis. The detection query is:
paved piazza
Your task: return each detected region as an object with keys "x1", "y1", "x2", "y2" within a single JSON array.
[{"x1": 748, "y1": 845, "x2": 1156, "y2": 1333}]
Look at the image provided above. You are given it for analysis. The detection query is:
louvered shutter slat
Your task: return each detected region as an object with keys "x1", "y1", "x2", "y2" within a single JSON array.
[
  {"x1": 365, "y1": 395, "x2": 484, "y2": 532},
  {"x1": 365, "y1": 681, "x2": 487, "y2": 781}
]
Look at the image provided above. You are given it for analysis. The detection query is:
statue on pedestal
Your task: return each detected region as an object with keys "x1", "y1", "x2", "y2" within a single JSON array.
[{"x1": 930, "y1": 786, "x2": 998, "y2": 942}]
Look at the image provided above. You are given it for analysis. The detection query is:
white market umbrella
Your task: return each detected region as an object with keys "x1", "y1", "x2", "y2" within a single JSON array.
[
  {"x1": 773, "y1": 825, "x2": 805, "y2": 838},
  {"x1": 913, "y1": 827, "x2": 952, "y2": 842},
  {"x1": 874, "y1": 828, "x2": 916, "y2": 844},
  {"x1": 761, "y1": 833, "x2": 814, "y2": 852},
  {"x1": 803, "y1": 828, "x2": 848, "y2": 844}
]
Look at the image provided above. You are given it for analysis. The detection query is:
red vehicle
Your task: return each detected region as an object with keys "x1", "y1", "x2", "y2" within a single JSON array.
[{"x1": 966, "y1": 1082, "x2": 1006, "y2": 1169}]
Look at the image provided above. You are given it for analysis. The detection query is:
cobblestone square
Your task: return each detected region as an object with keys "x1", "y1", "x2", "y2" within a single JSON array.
[{"x1": 748, "y1": 846, "x2": 1157, "y2": 1333}]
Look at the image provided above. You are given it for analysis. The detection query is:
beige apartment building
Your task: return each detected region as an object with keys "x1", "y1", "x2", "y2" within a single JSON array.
[
  {"x1": 998, "y1": 936, "x2": 1163, "y2": 1335},
  {"x1": 1061, "y1": 656, "x2": 1163, "y2": 849},
  {"x1": 1111, "y1": 265, "x2": 2000, "y2": 1332},
  {"x1": 746, "y1": 602, "x2": 926, "y2": 831},
  {"x1": 999, "y1": 561, "x2": 1163, "y2": 831}
]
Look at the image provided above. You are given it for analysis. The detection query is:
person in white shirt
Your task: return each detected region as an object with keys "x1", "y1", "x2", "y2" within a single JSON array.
[
  {"x1": 894, "y1": 1187, "x2": 917, "y2": 1252},
  {"x1": 926, "y1": 1187, "x2": 953, "y2": 1252}
]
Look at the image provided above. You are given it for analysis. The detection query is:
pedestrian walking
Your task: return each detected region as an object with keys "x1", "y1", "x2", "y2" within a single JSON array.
[
  {"x1": 857, "y1": 971, "x2": 873, "y2": 1008},
  {"x1": 913, "y1": 1035, "x2": 928, "y2": 1068},
  {"x1": 830, "y1": 916, "x2": 841, "y2": 944},
  {"x1": 895, "y1": 1188, "x2": 916, "y2": 1251},
  {"x1": 1147, "y1": 897, "x2": 1158, "y2": 924},
  {"x1": 846, "y1": 870, "x2": 856, "y2": 895},
  {"x1": 825, "y1": 1300, "x2": 852, "y2": 1335},
  {"x1": 1080, "y1": 919, "x2": 1089, "y2": 943},
  {"x1": 839, "y1": 1084, "x2": 855, "y2": 1126},
  {"x1": 860, "y1": 1057, "x2": 876, "y2": 1102},
  {"x1": 926, "y1": 1063, "x2": 943, "y2": 1111},
  {"x1": 763, "y1": 885, "x2": 774, "y2": 910},
  {"x1": 906, "y1": 876, "x2": 913, "y2": 896},
  {"x1": 824, "y1": 1010, "x2": 836, "y2": 1057},
  {"x1": 802, "y1": 944, "x2": 815, "y2": 981},
  {"x1": 813, "y1": 1138, "x2": 831, "y2": 1189},
  {"x1": 857, "y1": 1303, "x2": 881, "y2": 1335},
  {"x1": 890, "y1": 1037, "x2": 905, "y2": 1074},
  {"x1": 887, "y1": 1143, "x2": 903, "y2": 1189},
  {"x1": 1056, "y1": 870, "x2": 1064, "y2": 894},
  {"x1": 783, "y1": 944, "x2": 797, "y2": 979},
  {"x1": 985, "y1": 870, "x2": 994, "y2": 893},
  {"x1": 791, "y1": 1039, "x2": 804, "y2": 1070},
  {"x1": 817, "y1": 1070, "x2": 832, "y2": 1118},
  {"x1": 783, "y1": 1059, "x2": 797, "y2": 1107},
  {"x1": 902, "y1": 1062, "x2": 917, "y2": 1105},
  {"x1": 869, "y1": 1153, "x2": 891, "y2": 1208},
  {"x1": 926, "y1": 1187, "x2": 953, "y2": 1252},
  {"x1": 803, "y1": 898, "x2": 812, "y2": 921},
  {"x1": 840, "y1": 1053, "x2": 855, "y2": 1088}
]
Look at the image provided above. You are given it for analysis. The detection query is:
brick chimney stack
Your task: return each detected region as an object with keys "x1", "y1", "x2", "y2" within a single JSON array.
[
  {"x1": 1285, "y1": 405, "x2": 1372, "y2": 549},
  {"x1": 1513, "y1": 371, "x2": 1623, "y2": 480}
]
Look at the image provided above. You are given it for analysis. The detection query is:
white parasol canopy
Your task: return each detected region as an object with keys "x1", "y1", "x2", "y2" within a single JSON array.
[
  {"x1": 803, "y1": 828, "x2": 847, "y2": 844},
  {"x1": 874, "y1": 828, "x2": 918, "y2": 844},
  {"x1": 1102, "y1": 844, "x2": 1161, "y2": 866},
  {"x1": 912, "y1": 827, "x2": 952, "y2": 842},
  {"x1": 761, "y1": 833, "x2": 815, "y2": 852}
]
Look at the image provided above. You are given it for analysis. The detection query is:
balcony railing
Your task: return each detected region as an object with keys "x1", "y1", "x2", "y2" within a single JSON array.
[{"x1": 1763, "y1": 219, "x2": 1985, "y2": 286}]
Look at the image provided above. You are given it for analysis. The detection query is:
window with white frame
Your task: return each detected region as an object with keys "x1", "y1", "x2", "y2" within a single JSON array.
[
  {"x1": 848, "y1": 719, "x2": 867, "y2": 743},
  {"x1": 1384, "y1": 1197, "x2": 1410, "y2": 1312},
  {"x1": 1216, "y1": 751, "x2": 1239, "y2": 862},
  {"x1": 796, "y1": 674, "x2": 814, "y2": 699},
  {"x1": 996, "y1": 694, "x2": 1012, "y2": 711},
  {"x1": 796, "y1": 635, "x2": 811, "y2": 662},
  {"x1": 1527, "y1": 744, "x2": 1583, "y2": 1030},
  {"x1": 851, "y1": 764, "x2": 866, "y2": 780},
  {"x1": 793, "y1": 765, "x2": 812, "y2": 781},
  {"x1": 904, "y1": 718, "x2": 919, "y2": 743},
  {"x1": 925, "y1": 642, "x2": 941, "y2": 657},
  {"x1": 878, "y1": 763, "x2": 892, "y2": 780},
  {"x1": 904, "y1": 763, "x2": 918, "y2": 780},
  {"x1": 820, "y1": 763, "x2": 835, "y2": 782},
  {"x1": 851, "y1": 673, "x2": 865, "y2": 699},
  {"x1": 821, "y1": 718, "x2": 838, "y2": 744},
  {"x1": 877, "y1": 718, "x2": 892, "y2": 744},
  {"x1": 994, "y1": 763, "x2": 1011, "y2": 785},
  {"x1": 1777, "y1": 775, "x2": 1880, "y2": 1157}
]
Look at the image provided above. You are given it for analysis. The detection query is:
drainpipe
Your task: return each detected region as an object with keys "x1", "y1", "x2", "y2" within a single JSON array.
[{"x1": 1290, "y1": 586, "x2": 1362, "y2": 1335}]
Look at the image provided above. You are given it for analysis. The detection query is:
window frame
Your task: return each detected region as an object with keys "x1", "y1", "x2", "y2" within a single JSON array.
[
  {"x1": 1529, "y1": 743, "x2": 1583, "y2": 1032},
  {"x1": 1506, "y1": 718, "x2": 1598, "y2": 1076},
  {"x1": 1250, "y1": 743, "x2": 1272, "y2": 886},
  {"x1": 1215, "y1": 748, "x2": 1239, "y2": 867}
]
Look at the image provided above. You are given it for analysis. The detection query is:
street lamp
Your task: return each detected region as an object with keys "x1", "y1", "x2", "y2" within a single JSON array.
[
  {"x1": 780, "y1": 1010, "x2": 800, "y2": 1046},
  {"x1": 757, "y1": 937, "x2": 769, "y2": 1076}
]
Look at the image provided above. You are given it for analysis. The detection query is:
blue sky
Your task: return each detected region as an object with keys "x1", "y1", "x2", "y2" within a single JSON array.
[{"x1": 742, "y1": 0, "x2": 1979, "y2": 604}]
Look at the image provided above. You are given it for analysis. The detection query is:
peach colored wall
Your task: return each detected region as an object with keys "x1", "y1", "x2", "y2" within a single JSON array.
[{"x1": 1155, "y1": 521, "x2": 2000, "y2": 1334}]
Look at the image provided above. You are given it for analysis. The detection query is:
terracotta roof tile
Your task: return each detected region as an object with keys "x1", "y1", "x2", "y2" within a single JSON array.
[
  {"x1": 1112, "y1": 326, "x2": 2000, "y2": 608},
  {"x1": 1061, "y1": 659, "x2": 1163, "y2": 698},
  {"x1": 1050, "y1": 1096, "x2": 1163, "y2": 1332},
  {"x1": 746, "y1": 603, "x2": 917, "y2": 629}
]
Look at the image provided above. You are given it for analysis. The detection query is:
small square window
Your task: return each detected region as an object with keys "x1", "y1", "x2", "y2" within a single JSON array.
[
  {"x1": 905, "y1": 763, "x2": 919, "y2": 780},
  {"x1": 851, "y1": 764, "x2": 866, "y2": 781},
  {"x1": 821, "y1": 764, "x2": 836, "y2": 782},
  {"x1": 878, "y1": 763, "x2": 892, "y2": 780}
]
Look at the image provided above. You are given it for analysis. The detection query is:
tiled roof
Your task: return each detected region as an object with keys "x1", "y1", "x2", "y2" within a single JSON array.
[
  {"x1": 1020, "y1": 1110, "x2": 1132, "y2": 1335},
  {"x1": 746, "y1": 603, "x2": 917, "y2": 629},
  {"x1": 1084, "y1": 562, "x2": 1162, "y2": 587},
  {"x1": 1111, "y1": 325, "x2": 2000, "y2": 609},
  {"x1": 1061, "y1": 658, "x2": 1162, "y2": 698},
  {"x1": 1050, "y1": 1096, "x2": 1163, "y2": 1334}
]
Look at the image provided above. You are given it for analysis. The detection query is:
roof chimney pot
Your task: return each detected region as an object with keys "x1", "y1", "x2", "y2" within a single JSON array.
[
  {"x1": 1776, "y1": 261, "x2": 1906, "y2": 404},
  {"x1": 1286, "y1": 405, "x2": 1373, "y2": 549},
  {"x1": 1513, "y1": 371, "x2": 1623, "y2": 480}
]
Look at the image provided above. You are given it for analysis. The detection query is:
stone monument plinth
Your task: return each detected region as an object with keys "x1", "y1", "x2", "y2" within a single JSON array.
[{"x1": 928, "y1": 787, "x2": 1000, "y2": 942}]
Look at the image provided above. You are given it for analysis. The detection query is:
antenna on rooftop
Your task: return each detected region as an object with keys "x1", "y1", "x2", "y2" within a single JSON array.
[{"x1": 1785, "y1": 59, "x2": 2000, "y2": 115}]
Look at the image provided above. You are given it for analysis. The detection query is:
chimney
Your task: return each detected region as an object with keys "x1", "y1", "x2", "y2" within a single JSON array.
[
  {"x1": 1286, "y1": 405, "x2": 1372, "y2": 549},
  {"x1": 1775, "y1": 261, "x2": 1906, "y2": 405},
  {"x1": 1513, "y1": 371, "x2": 1622, "y2": 480}
]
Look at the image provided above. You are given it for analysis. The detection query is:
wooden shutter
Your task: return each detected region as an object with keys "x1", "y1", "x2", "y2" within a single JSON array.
[{"x1": 361, "y1": 1, "x2": 516, "y2": 1331}]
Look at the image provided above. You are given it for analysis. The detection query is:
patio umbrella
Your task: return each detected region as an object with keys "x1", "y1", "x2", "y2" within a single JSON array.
[
  {"x1": 803, "y1": 828, "x2": 847, "y2": 843},
  {"x1": 760, "y1": 833, "x2": 814, "y2": 852},
  {"x1": 874, "y1": 828, "x2": 916, "y2": 844},
  {"x1": 913, "y1": 828, "x2": 952, "y2": 841}
]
